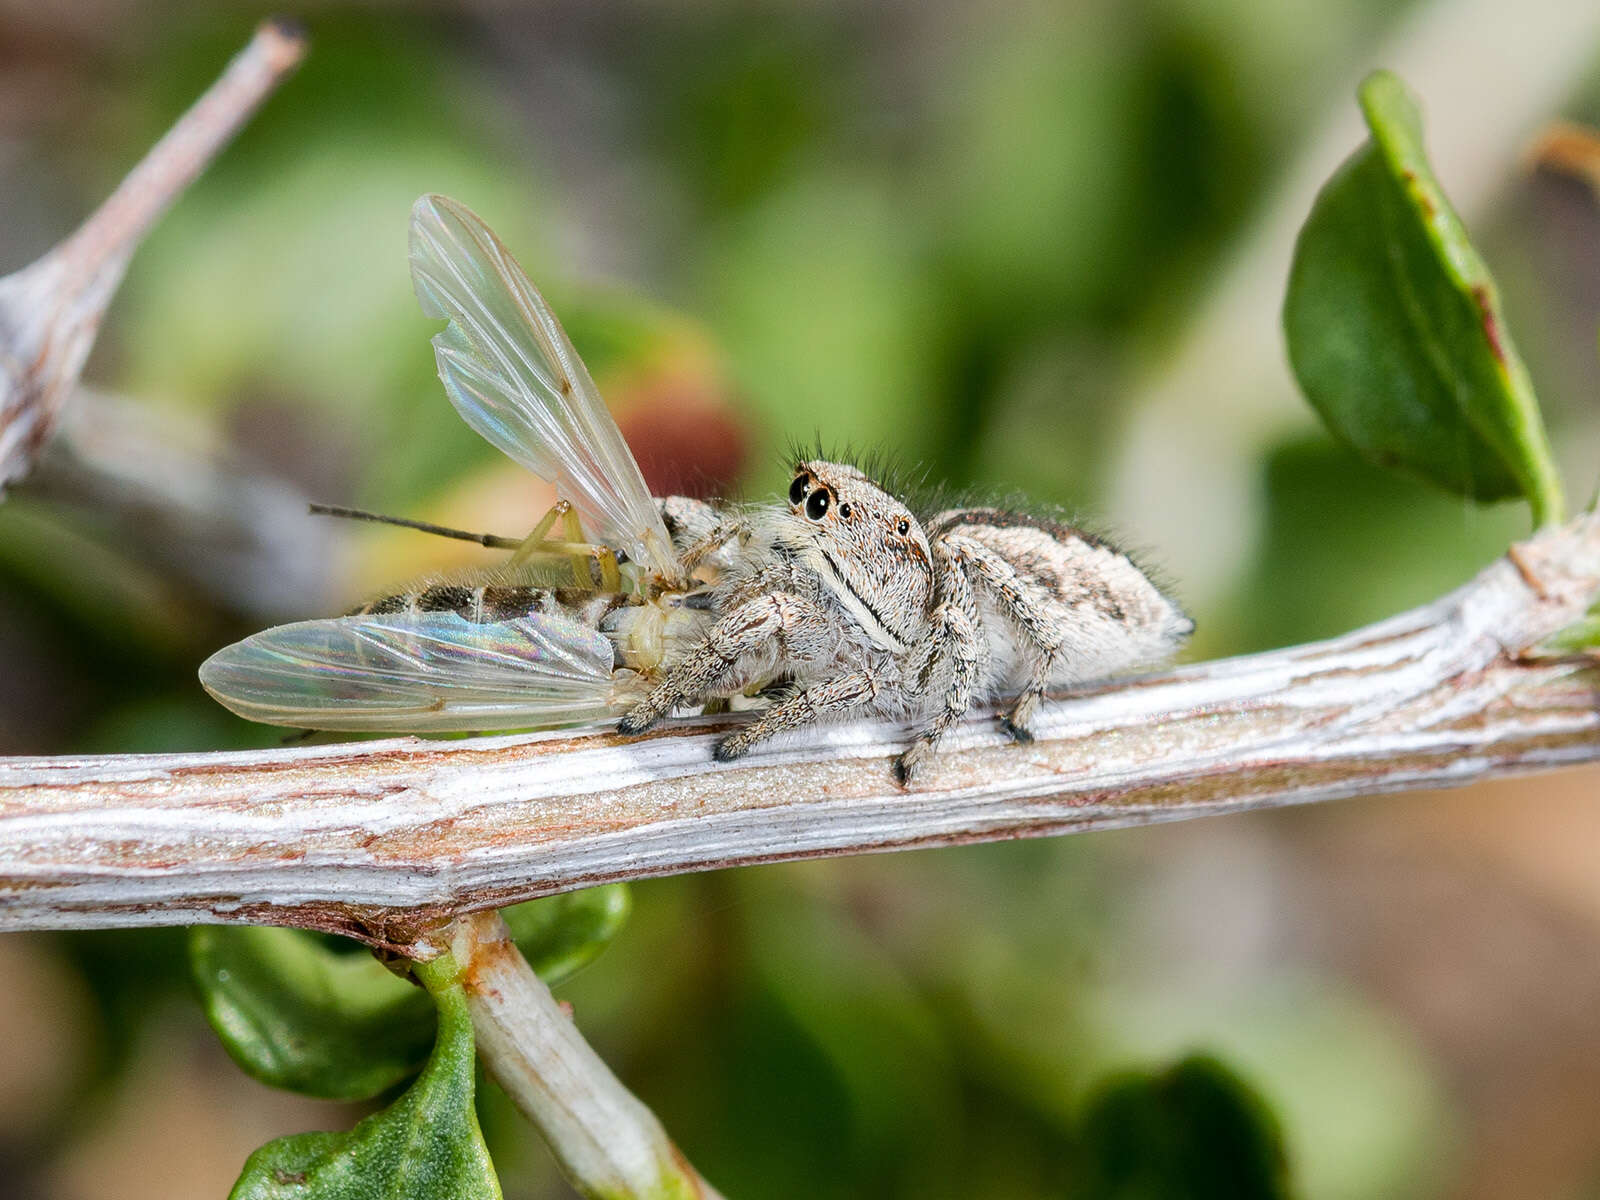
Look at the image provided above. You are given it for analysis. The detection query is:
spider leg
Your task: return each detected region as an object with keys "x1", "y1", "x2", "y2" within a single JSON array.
[
  {"x1": 617, "y1": 592, "x2": 831, "y2": 734},
  {"x1": 659, "y1": 497, "x2": 746, "y2": 575},
  {"x1": 940, "y1": 533, "x2": 1065, "y2": 740},
  {"x1": 714, "y1": 669, "x2": 881, "y2": 761},
  {"x1": 898, "y1": 546, "x2": 984, "y2": 782},
  {"x1": 679, "y1": 515, "x2": 747, "y2": 573}
]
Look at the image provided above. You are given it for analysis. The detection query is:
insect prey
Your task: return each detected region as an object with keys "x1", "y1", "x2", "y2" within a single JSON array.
[{"x1": 199, "y1": 194, "x2": 1193, "y2": 782}]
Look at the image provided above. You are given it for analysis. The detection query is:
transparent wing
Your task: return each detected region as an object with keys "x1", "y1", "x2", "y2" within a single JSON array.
[
  {"x1": 408, "y1": 194, "x2": 681, "y2": 584},
  {"x1": 199, "y1": 611, "x2": 628, "y2": 733}
]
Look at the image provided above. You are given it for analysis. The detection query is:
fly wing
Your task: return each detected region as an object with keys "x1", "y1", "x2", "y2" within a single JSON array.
[
  {"x1": 199, "y1": 611, "x2": 631, "y2": 733},
  {"x1": 408, "y1": 194, "x2": 682, "y2": 584}
]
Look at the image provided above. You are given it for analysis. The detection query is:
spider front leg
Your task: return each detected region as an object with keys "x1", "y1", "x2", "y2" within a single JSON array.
[
  {"x1": 714, "y1": 669, "x2": 881, "y2": 761},
  {"x1": 617, "y1": 592, "x2": 832, "y2": 735},
  {"x1": 897, "y1": 549, "x2": 984, "y2": 783}
]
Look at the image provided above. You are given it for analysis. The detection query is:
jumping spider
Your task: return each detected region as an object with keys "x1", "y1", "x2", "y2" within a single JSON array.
[{"x1": 617, "y1": 458, "x2": 1193, "y2": 782}]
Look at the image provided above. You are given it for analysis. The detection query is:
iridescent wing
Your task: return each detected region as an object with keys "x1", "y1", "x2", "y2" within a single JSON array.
[
  {"x1": 198, "y1": 611, "x2": 633, "y2": 733},
  {"x1": 409, "y1": 194, "x2": 682, "y2": 585}
]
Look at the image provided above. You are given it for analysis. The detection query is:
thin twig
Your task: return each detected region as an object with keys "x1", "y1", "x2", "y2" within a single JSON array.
[
  {"x1": 435, "y1": 911, "x2": 722, "y2": 1200},
  {"x1": 24, "y1": 389, "x2": 339, "y2": 620},
  {"x1": 2, "y1": 512, "x2": 1599, "y2": 947},
  {"x1": 0, "y1": 19, "x2": 306, "y2": 492}
]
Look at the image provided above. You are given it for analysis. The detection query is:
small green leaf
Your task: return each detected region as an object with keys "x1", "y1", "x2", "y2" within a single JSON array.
[
  {"x1": 229, "y1": 954, "x2": 501, "y2": 1200},
  {"x1": 1284, "y1": 69, "x2": 1562, "y2": 526},
  {"x1": 500, "y1": 884, "x2": 632, "y2": 986},
  {"x1": 189, "y1": 926, "x2": 434, "y2": 1101},
  {"x1": 1531, "y1": 612, "x2": 1600, "y2": 656},
  {"x1": 1071, "y1": 1055, "x2": 1291, "y2": 1200},
  {"x1": 191, "y1": 889, "x2": 629, "y2": 1101}
]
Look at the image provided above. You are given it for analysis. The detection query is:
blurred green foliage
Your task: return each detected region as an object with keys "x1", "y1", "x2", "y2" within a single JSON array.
[
  {"x1": 1219, "y1": 436, "x2": 1526, "y2": 656},
  {"x1": 1069, "y1": 1057, "x2": 1290, "y2": 1200}
]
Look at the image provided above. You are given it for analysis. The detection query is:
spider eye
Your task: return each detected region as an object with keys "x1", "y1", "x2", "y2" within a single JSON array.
[
  {"x1": 805, "y1": 488, "x2": 831, "y2": 520},
  {"x1": 789, "y1": 475, "x2": 808, "y2": 506},
  {"x1": 839, "y1": 502, "x2": 853, "y2": 519},
  {"x1": 897, "y1": 519, "x2": 910, "y2": 536}
]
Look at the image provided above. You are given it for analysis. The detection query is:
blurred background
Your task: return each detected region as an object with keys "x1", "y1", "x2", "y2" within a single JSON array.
[{"x1": 3, "y1": 0, "x2": 1600, "y2": 1196}]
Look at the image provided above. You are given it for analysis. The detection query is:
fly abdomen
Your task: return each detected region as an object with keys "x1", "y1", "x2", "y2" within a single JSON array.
[{"x1": 349, "y1": 583, "x2": 557, "y2": 624}]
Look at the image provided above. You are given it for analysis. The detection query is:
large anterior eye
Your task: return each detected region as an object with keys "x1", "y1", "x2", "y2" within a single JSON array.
[
  {"x1": 789, "y1": 475, "x2": 809, "y2": 505},
  {"x1": 805, "y1": 488, "x2": 831, "y2": 520}
]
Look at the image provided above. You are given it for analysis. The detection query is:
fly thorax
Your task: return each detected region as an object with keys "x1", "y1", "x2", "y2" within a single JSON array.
[{"x1": 601, "y1": 596, "x2": 714, "y2": 674}]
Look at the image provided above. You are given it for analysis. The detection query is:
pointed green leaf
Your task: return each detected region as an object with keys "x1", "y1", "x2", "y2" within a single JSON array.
[
  {"x1": 189, "y1": 926, "x2": 435, "y2": 1101},
  {"x1": 229, "y1": 955, "x2": 501, "y2": 1200},
  {"x1": 1072, "y1": 1055, "x2": 1291, "y2": 1200},
  {"x1": 499, "y1": 884, "x2": 631, "y2": 986},
  {"x1": 1284, "y1": 69, "x2": 1562, "y2": 526}
]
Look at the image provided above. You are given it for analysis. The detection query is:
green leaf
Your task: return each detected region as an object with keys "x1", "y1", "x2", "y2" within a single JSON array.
[
  {"x1": 1531, "y1": 612, "x2": 1600, "y2": 656},
  {"x1": 499, "y1": 884, "x2": 632, "y2": 986},
  {"x1": 191, "y1": 889, "x2": 629, "y2": 1101},
  {"x1": 1071, "y1": 1056, "x2": 1291, "y2": 1200},
  {"x1": 1284, "y1": 69, "x2": 1562, "y2": 526},
  {"x1": 189, "y1": 926, "x2": 436, "y2": 1101},
  {"x1": 229, "y1": 954, "x2": 501, "y2": 1200}
]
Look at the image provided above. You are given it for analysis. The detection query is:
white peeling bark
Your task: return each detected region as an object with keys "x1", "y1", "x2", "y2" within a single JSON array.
[
  {"x1": 441, "y1": 911, "x2": 722, "y2": 1200},
  {"x1": 3, "y1": 512, "x2": 1599, "y2": 947}
]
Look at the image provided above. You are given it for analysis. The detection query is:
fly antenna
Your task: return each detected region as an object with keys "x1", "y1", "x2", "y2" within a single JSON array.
[{"x1": 308, "y1": 503, "x2": 523, "y2": 550}]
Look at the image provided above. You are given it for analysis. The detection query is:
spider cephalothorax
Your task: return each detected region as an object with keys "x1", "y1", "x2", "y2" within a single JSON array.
[{"x1": 778, "y1": 460, "x2": 934, "y2": 654}]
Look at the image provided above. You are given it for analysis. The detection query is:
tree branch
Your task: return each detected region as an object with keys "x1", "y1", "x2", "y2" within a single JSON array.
[
  {"x1": 438, "y1": 911, "x2": 723, "y2": 1200},
  {"x1": 3, "y1": 511, "x2": 1599, "y2": 948},
  {"x1": 0, "y1": 19, "x2": 306, "y2": 492}
]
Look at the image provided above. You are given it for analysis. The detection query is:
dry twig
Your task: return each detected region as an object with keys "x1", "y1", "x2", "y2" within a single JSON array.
[
  {"x1": 3, "y1": 510, "x2": 1598, "y2": 948},
  {"x1": 24, "y1": 389, "x2": 338, "y2": 619},
  {"x1": 0, "y1": 19, "x2": 305, "y2": 492}
]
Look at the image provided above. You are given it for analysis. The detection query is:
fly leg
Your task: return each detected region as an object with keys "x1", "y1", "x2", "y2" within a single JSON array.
[
  {"x1": 897, "y1": 547, "x2": 984, "y2": 782},
  {"x1": 714, "y1": 669, "x2": 881, "y2": 761},
  {"x1": 940, "y1": 533, "x2": 1065, "y2": 741},
  {"x1": 506, "y1": 500, "x2": 623, "y2": 590},
  {"x1": 617, "y1": 592, "x2": 832, "y2": 734},
  {"x1": 559, "y1": 502, "x2": 622, "y2": 591},
  {"x1": 505, "y1": 501, "x2": 567, "y2": 566}
]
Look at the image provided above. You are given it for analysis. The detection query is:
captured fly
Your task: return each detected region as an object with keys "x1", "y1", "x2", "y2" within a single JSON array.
[{"x1": 200, "y1": 195, "x2": 1193, "y2": 781}]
